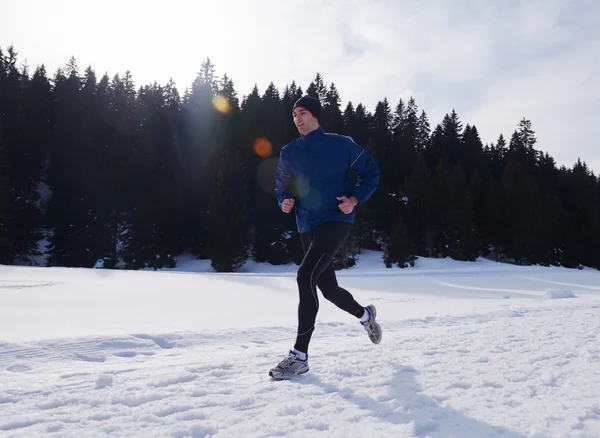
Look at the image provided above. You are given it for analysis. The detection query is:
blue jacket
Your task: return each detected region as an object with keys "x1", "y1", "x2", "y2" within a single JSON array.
[{"x1": 275, "y1": 127, "x2": 380, "y2": 233}]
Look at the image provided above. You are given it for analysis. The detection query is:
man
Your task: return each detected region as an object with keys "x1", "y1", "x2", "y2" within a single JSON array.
[{"x1": 269, "y1": 95, "x2": 381, "y2": 380}]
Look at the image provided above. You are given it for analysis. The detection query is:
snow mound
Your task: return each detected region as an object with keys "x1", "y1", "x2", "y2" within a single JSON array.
[{"x1": 545, "y1": 288, "x2": 577, "y2": 299}]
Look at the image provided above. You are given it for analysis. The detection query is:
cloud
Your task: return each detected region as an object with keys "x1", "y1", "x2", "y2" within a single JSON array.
[{"x1": 312, "y1": 0, "x2": 600, "y2": 172}]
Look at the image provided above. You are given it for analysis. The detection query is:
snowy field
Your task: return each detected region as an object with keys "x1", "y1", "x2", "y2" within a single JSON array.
[{"x1": 1, "y1": 251, "x2": 599, "y2": 437}]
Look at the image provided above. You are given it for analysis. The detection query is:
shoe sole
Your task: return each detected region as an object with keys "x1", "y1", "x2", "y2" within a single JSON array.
[
  {"x1": 367, "y1": 304, "x2": 382, "y2": 344},
  {"x1": 370, "y1": 321, "x2": 382, "y2": 344},
  {"x1": 269, "y1": 367, "x2": 309, "y2": 380}
]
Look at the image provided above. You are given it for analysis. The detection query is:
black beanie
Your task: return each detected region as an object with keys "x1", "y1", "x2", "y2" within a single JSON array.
[{"x1": 293, "y1": 95, "x2": 322, "y2": 122}]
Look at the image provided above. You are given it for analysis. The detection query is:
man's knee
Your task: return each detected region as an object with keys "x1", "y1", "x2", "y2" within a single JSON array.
[
  {"x1": 297, "y1": 253, "x2": 327, "y2": 287},
  {"x1": 296, "y1": 264, "x2": 313, "y2": 287}
]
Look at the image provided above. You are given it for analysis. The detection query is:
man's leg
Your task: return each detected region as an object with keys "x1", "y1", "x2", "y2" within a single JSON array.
[
  {"x1": 318, "y1": 263, "x2": 364, "y2": 318},
  {"x1": 267, "y1": 232, "x2": 317, "y2": 380},
  {"x1": 313, "y1": 223, "x2": 382, "y2": 346},
  {"x1": 313, "y1": 222, "x2": 364, "y2": 317},
  {"x1": 293, "y1": 222, "x2": 350, "y2": 354}
]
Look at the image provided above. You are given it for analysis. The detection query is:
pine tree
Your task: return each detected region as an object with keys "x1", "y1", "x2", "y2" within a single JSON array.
[
  {"x1": 89, "y1": 73, "x2": 120, "y2": 268},
  {"x1": 0, "y1": 124, "x2": 15, "y2": 263},
  {"x1": 281, "y1": 81, "x2": 303, "y2": 143},
  {"x1": 469, "y1": 168, "x2": 489, "y2": 255},
  {"x1": 206, "y1": 149, "x2": 252, "y2": 272},
  {"x1": 344, "y1": 102, "x2": 381, "y2": 251},
  {"x1": 440, "y1": 110, "x2": 463, "y2": 170},
  {"x1": 321, "y1": 83, "x2": 344, "y2": 133},
  {"x1": 483, "y1": 177, "x2": 506, "y2": 260},
  {"x1": 552, "y1": 167, "x2": 580, "y2": 268},
  {"x1": 369, "y1": 98, "x2": 393, "y2": 164},
  {"x1": 384, "y1": 213, "x2": 416, "y2": 268},
  {"x1": 15, "y1": 65, "x2": 51, "y2": 195},
  {"x1": 463, "y1": 125, "x2": 489, "y2": 253},
  {"x1": 342, "y1": 101, "x2": 356, "y2": 137},
  {"x1": 352, "y1": 200, "x2": 380, "y2": 250},
  {"x1": 194, "y1": 57, "x2": 216, "y2": 93},
  {"x1": 501, "y1": 158, "x2": 544, "y2": 264},
  {"x1": 334, "y1": 222, "x2": 360, "y2": 269},
  {"x1": 122, "y1": 83, "x2": 182, "y2": 270},
  {"x1": 342, "y1": 100, "x2": 380, "y2": 252},
  {"x1": 485, "y1": 134, "x2": 507, "y2": 180},
  {"x1": 416, "y1": 110, "x2": 431, "y2": 153},
  {"x1": 558, "y1": 160, "x2": 600, "y2": 269},
  {"x1": 428, "y1": 159, "x2": 453, "y2": 257},
  {"x1": 0, "y1": 46, "x2": 22, "y2": 177},
  {"x1": 251, "y1": 83, "x2": 291, "y2": 265},
  {"x1": 404, "y1": 153, "x2": 432, "y2": 256},
  {"x1": 306, "y1": 72, "x2": 327, "y2": 102},
  {"x1": 391, "y1": 97, "x2": 419, "y2": 192},
  {"x1": 425, "y1": 124, "x2": 444, "y2": 171},
  {"x1": 504, "y1": 119, "x2": 557, "y2": 265},
  {"x1": 180, "y1": 61, "x2": 219, "y2": 257},
  {"x1": 367, "y1": 98, "x2": 395, "y2": 235},
  {"x1": 46, "y1": 60, "x2": 89, "y2": 267},
  {"x1": 0, "y1": 47, "x2": 44, "y2": 263},
  {"x1": 3, "y1": 57, "x2": 47, "y2": 263},
  {"x1": 76, "y1": 66, "x2": 114, "y2": 267},
  {"x1": 324, "y1": 83, "x2": 359, "y2": 267},
  {"x1": 445, "y1": 164, "x2": 480, "y2": 261},
  {"x1": 507, "y1": 119, "x2": 539, "y2": 173},
  {"x1": 353, "y1": 103, "x2": 372, "y2": 149},
  {"x1": 460, "y1": 124, "x2": 484, "y2": 183},
  {"x1": 534, "y1": 153, "x2": 563, "y2": 266}
]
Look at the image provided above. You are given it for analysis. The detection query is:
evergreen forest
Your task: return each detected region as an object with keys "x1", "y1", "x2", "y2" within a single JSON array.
[{"x1": 1, "y1": 46, "x2": 599, "y2": 272}]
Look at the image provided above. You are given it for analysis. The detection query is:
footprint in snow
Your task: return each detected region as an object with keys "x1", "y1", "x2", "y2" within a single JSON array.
[
  {"x1": 130, "y1": 334, "x2": 175, "y2": 349},
  {"x1": 6, "y1": 364, "x2": 30, "y2": 372},
  {"x1": 60, "y1": 372, "x2": 91, "y2": 379},
  {"x1": 0, "y1": 396, "x2": 18, "y2": 404},
  {"x1": 113, "y1": 351, "x2": 155, "y2": 358},
  {"x1": 74, "y1": 353, "x2": 105, "y2": 363}
]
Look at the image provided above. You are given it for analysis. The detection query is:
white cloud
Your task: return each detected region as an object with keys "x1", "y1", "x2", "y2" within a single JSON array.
[{"x1": 1, "y1": 0, "x2": 599, "y2": 172}]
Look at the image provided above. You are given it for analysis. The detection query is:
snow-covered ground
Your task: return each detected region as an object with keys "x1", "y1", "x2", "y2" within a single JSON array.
[{"x1": 1, "y1": 251, "x2": 599, "y2": 437}]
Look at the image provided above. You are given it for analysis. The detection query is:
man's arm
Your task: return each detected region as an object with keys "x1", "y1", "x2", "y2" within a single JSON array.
[
  {"x1": 347, "y1": 138, "x2": 380, "y2": 204},
  {"x1": 275, "y1": 147, "x2": 294, "y2": 207}
]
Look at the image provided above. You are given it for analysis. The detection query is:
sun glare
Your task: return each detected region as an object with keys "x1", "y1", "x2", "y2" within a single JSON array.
[
  {"x1": 213, "y1": 95, "x2": 231, "y2": 114},
  {"x1": 253, "y1": 137, "x2": 272, "y2": 157}
]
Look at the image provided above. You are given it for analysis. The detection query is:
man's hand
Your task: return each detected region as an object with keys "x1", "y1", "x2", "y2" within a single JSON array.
[
  {"x1": 336, "y1": 196, "x2": 358, "y2": 214},
  {"x1": 281, "y1": 198, "x2": 295, "y2": 213}
]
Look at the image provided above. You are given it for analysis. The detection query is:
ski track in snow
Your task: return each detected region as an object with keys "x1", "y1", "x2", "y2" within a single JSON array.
[{"x1": 1, "y1": 300, "x2": 599, "y2": 437}]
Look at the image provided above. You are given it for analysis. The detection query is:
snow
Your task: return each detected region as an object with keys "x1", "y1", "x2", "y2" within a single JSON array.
[{"x1": 1, "y1": 251, "x2": 600, "y2": 437}]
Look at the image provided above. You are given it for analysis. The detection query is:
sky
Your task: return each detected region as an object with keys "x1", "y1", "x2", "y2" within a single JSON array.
[{"x1": 2, "y1": 0, "x2": 599, "y2": 173}]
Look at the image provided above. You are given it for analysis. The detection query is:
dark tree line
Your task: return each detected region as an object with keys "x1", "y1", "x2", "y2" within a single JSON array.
[{"x1": 1, "y1": 45, "x2": 599, "y2": 271}]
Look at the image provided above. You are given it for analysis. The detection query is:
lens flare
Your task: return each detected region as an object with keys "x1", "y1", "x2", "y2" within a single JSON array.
[
  {"x1": 302, "y1": 189, "x2": 323, "y2": 210},
  {"x1": 257, "y1": 157, "x2": 278, "y2": 193},
  {"x1": 295, "y1": 175, "x2": 310, "y2": 197},
  {"x1": 213, "y1": 95, "x2": 231, "y2": 114},
  {"x1": 253, "y1": 137, "x2": 272, "y2": 157}
]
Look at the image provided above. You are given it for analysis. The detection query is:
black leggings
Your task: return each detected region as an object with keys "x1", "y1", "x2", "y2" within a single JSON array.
[{"x1": 294, "y1": 221, "x2": 364, "y2": 354}]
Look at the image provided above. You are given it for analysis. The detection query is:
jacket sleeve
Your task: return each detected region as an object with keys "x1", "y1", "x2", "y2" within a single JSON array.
[
  {"x1": 347, "y1": 138, "x2": 380, "y2": 204},
  {"x1": 275, "y1": 147, "x2": 294, "y2": 206}
]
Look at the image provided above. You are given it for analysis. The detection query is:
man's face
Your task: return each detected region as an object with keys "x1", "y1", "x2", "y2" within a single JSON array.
[{"x1": 293, "y1": 106, "x2": 319, "y2": 135}]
